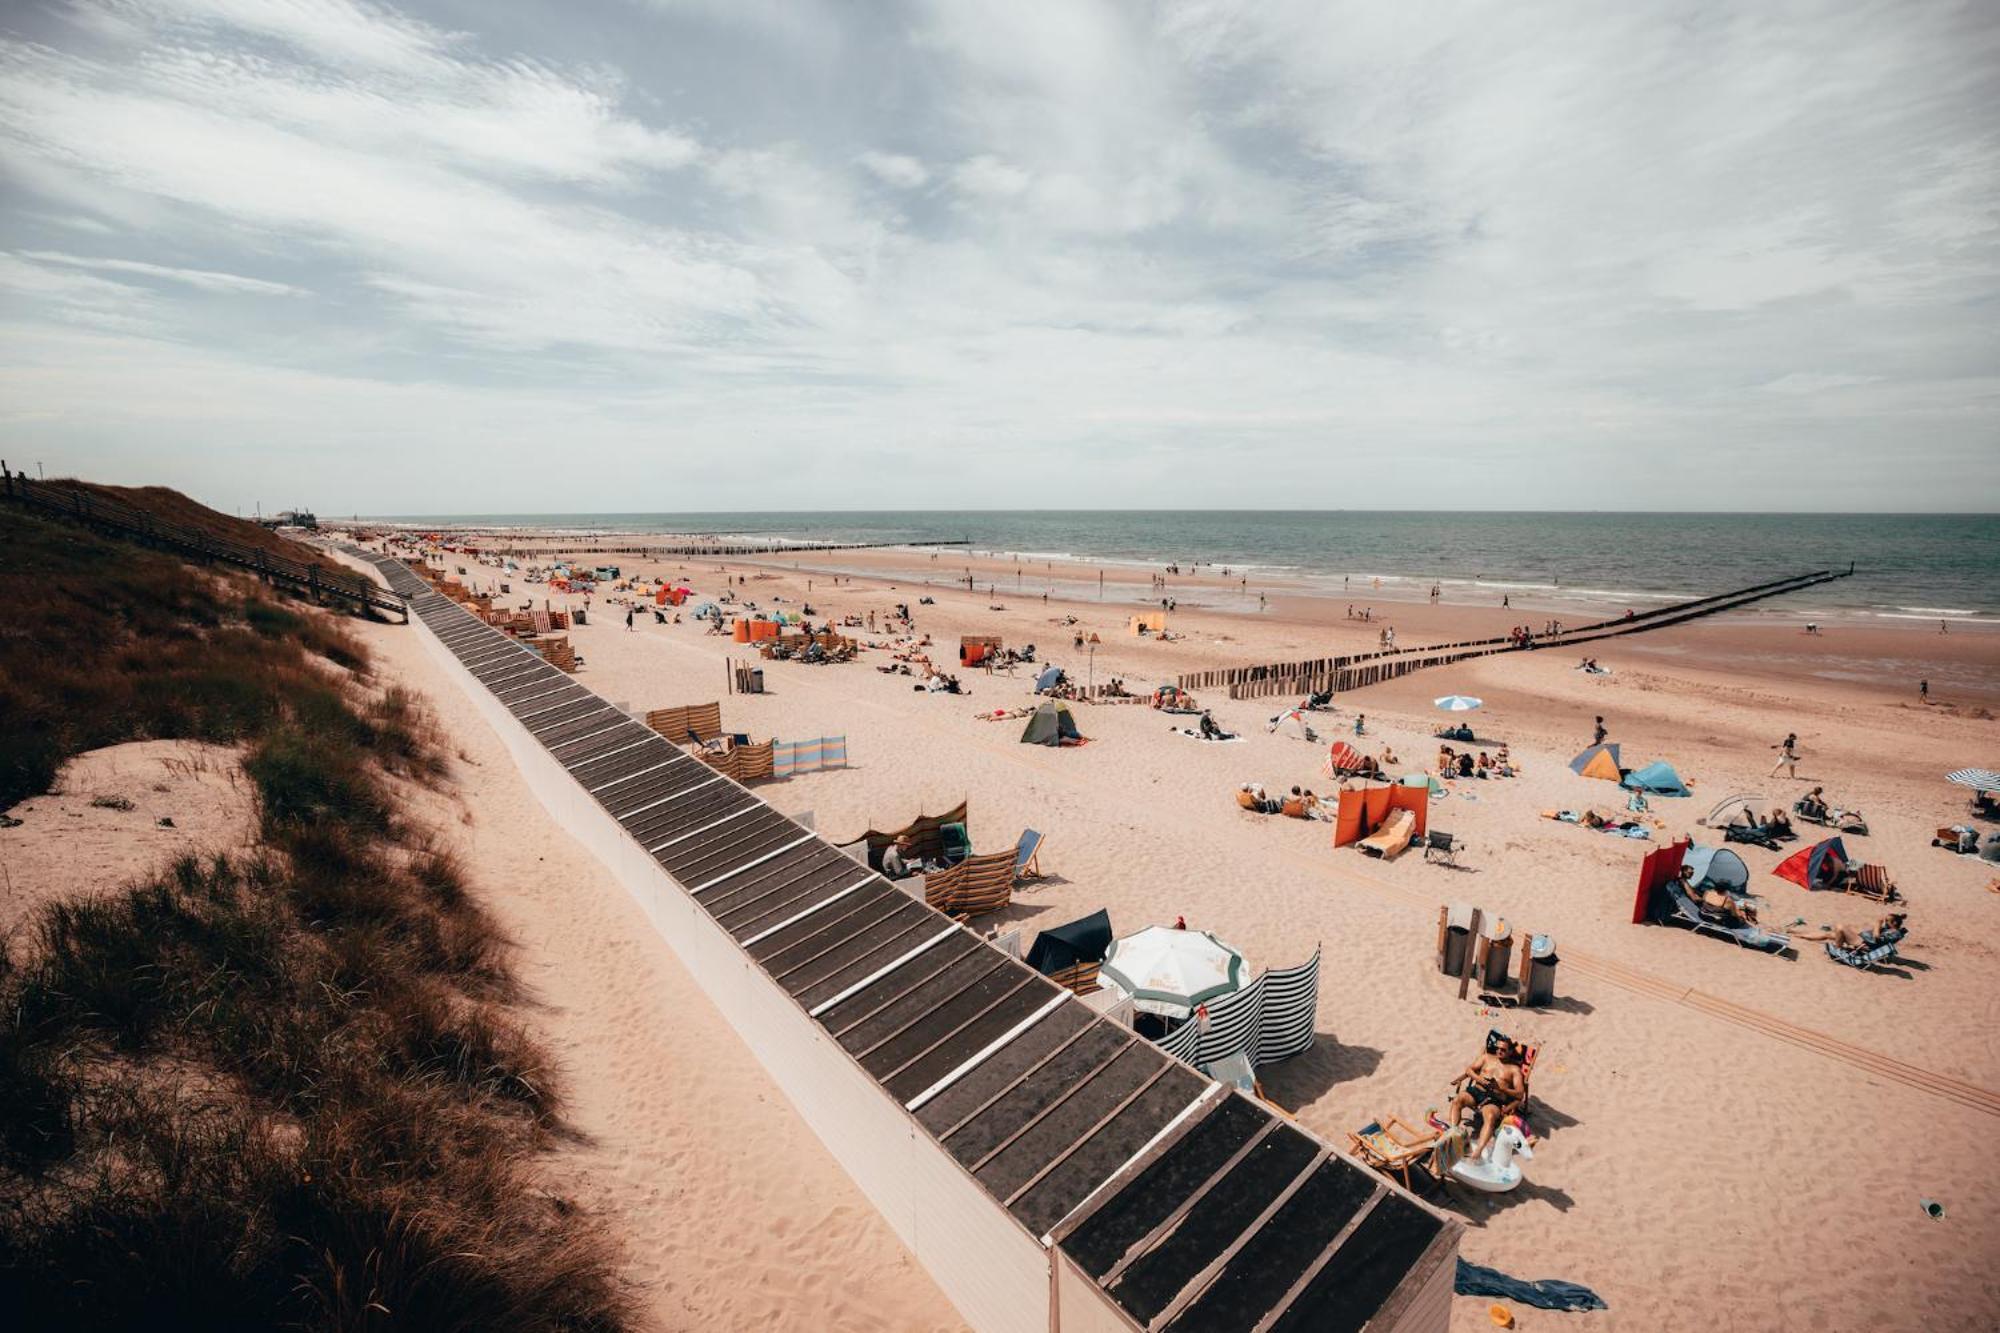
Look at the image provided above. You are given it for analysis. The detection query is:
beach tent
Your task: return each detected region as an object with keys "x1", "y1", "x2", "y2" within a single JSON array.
[
  {"x1": 1775, "y1": 836, "x2": 1849, "y2": 890},
  {"x1": 1021, "y1": 699, "x2": 1083, "y2": 746},
  {"x1": 1570, "y1": 743, "x2": 1623, "y2": 782},
  {"x1": 688, "y1": 601, "x2": 719, "y2": 619},
  {"x1": 1683, "y1": 843, "x2": 1750, "y2": 894},
  {"x1": 1621, "y1": 760, "x2": 1691, "y2": 797},
  {"x1": 1026, "y1": 909, "x2": 1113, "y2": 976},
  {"x1": 1400, "y1": 772, "x2": 1448, "y2": 798},
  {"x1": 1033, "y1": 664, "x2": 1065, "y2": 694},
  {"x1": 1333, "y1": 782, "x2": 1429, "y2": 848},
  {"x1": 1324, "y1": 741, "x2": 1365, "y2": 776}
]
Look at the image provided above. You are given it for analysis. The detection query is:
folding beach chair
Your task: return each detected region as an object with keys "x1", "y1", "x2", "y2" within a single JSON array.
[
  {"x1": 1013, "y1": 828, "x2": 1045, "y2": 880},
  {"x1": 1348, "y1": 1116, "x2": 1442, "y2": 1192},
  {"x1": 1423, "y1": 831, "x2": 1460, "y2": 866},
  {"x1": 1826, "y1": 936, "x2": 1902, "y2": 970},
  {"x1": 1850, "y1": 864, "x2": 1902, "y2": 903}
]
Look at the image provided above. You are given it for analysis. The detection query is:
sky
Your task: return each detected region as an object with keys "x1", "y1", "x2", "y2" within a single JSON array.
[{"x1": 0, "y1": 0, "x2": 1996, "y2": 514}]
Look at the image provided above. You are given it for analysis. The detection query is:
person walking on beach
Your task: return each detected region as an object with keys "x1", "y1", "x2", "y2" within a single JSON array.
[
  {"x1": 1593, "y1": 715, "x2": 1607, "y2": 746},
  {"x1": 624, "y1": 605, "x2": 634, "y2": 632},
  {"x1": 1770, "y1": 732, "x2": 1800, "y2": 778},
  {"x1": 1919, "y1": 679, "x2": 1928, "y2": 703}
]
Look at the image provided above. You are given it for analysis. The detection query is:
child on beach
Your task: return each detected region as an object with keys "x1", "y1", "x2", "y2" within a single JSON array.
[{"x1": 1770, "y1": 732, "x2": 1800, "y2": 777}]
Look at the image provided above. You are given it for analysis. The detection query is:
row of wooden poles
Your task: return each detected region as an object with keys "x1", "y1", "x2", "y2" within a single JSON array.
[{"x1": 1179, "y1": 567, "x2": 1852, "y2": 700}]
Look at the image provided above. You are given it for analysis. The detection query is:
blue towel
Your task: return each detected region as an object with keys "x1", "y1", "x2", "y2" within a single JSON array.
[{"x1": 1455, "y1": 1259, "x2": 1607, "y2": 1312}]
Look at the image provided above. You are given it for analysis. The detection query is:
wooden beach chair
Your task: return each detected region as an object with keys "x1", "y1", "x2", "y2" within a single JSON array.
[
  {"x1": 1348, "y1": 1116, "x2": 1441, "y2": 1192},
  {"x1": 1013, "y1": 828, "x2": 1045, "y2": 880},
  {"x1": 1849, "y1": 864, "x2": 1903, "y2": 902}
]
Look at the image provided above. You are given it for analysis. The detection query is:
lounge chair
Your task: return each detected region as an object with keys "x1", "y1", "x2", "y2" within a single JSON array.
[
  {"x1": 1661, "y1": 880, "x2": 1791, "y2": 953},
  {"x1": 1849, "y1": 864, "x2": 1902, "y2": 903},
  {"x1": 1825, "y1": 926, "x2": 1906, "y2": 970},
  {"x1": 1013, "y1": 828, "x2": 1045, "y2": 880},
  {"x1": 1793, "y1": 799, "x2": 1868, "y2": 836},
  {"x1": 1348, "y1": 1116, "x2": 1441, "y2": 1193},
  {"x1": 1423, "y1": 830, "x2": 1461, "y2": 865},
  {"x1": 1357, "y1": 807, "x2": 1417, "y2": 859}
]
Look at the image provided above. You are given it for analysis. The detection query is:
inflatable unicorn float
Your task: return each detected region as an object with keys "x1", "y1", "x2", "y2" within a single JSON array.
[{"x1": 1432, "y1": 1113, "x2": 1535, "y2": 1193}]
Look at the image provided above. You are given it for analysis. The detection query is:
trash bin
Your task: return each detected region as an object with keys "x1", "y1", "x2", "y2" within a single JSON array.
[
  {"x1": 1525, "y1": 934, "x2": 1558, "y2": 1006},
  {"x1": 1439, "y1": 902, "x2": 1476, "y2": 977},
  {"x1": 744, "y1": 668, "x2": 764, "y2": 695},
  {"x1": 1480, "y1": 918, "x2": 1514, "y2": 990}
]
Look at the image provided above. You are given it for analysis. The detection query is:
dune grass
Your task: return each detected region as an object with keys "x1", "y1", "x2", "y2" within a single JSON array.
[{"x1": 0, "y1": 500, "x2": 629, "y2": 1330}]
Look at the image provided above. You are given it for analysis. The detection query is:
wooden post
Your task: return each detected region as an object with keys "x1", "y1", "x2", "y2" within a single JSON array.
[{"x1": 1458, "y1": 907, "x2": 1484, "y2": 1001}]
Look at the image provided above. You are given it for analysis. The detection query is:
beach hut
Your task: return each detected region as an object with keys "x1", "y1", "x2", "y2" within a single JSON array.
[
  {"x1": 1775, "y1": 836, "x2": 1849, "y2": 890},
  {"x1": 1622, "y1": 760, "x2": 1690, "y2": 797},
  {"x1": 1020, "y1": 698, "x2": 1084, "y2": 746},
  {"x1": 1570, "y1": 742, "x2": 1623, "y2": 782}
]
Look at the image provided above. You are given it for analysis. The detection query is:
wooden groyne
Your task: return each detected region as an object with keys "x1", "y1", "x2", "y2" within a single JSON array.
[{"x1": 1180, "y1": 566, "x2": 1855, "y2": 700}]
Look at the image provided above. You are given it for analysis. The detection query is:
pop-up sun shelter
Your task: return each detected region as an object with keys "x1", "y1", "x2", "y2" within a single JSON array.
[
  {"x1": 1621, "y1": 760, "x2": 1690, "y2": 797},
  {"x1": 1034, "y1": 664, "x2": 1065, "y2": 694},
  {"x1": 1571, "y1": 743, "x2": 1623, "y2": 782},
  {"x1": 1775, "y1": 836, "x2": 1849, "y2": 890},
  {"x1": 1682, "y1": 843, "x2": 1750, "y2": 894},
  {"x1": 1021, "y1": 698, "x2": 1084, "y2": 746}
]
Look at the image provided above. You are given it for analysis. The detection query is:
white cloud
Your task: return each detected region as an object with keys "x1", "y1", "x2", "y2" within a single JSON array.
[
  {"x1": 19, "y1": 249, "x2": 306, "y2": 295},
  {"x1": 856, "y1": 151, "x2": 927, "y2": 189}
]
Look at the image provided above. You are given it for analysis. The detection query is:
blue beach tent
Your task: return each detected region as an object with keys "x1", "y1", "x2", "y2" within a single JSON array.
[{"x1": 1621, "y1": 760, "x2": 1690, "y2": 797}]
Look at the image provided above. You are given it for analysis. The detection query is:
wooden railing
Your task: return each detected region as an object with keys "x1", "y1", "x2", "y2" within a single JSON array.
[{"x1": 0, "y1": 465, "x2": 406, "y2": 620}]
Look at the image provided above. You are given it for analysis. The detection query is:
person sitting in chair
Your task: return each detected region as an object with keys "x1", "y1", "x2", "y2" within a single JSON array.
[
  {"x1": 1799, "y1": 787, "x2": 1829, "y2": 821},
  {"x1": 881, "y1": 835, "x2": 918, "y2": 880},
  {"x1": 1680, "y1": 865, "x2": 1758, "y2": 924},
  {"x1": 1449, "y1": 1037, "x2": 1526, "y2": 1157}
]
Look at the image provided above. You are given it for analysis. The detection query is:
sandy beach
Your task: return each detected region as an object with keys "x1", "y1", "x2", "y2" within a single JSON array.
[{"x1": 338, "y1": 530, "x2": 2000, "y2": 1331}]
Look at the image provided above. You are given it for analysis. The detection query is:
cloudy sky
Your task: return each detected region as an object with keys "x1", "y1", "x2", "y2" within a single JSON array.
[{"x1": 1, "y1": 0, "x2": 1994, "y2": 514}]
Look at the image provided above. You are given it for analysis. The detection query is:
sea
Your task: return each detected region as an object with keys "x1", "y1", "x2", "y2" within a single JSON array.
[{"x1": 357, "y1": 511, "x2": 2000, "y2": 623}]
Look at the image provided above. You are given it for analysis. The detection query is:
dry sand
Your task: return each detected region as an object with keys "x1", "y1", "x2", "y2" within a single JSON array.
[{"x1": 356, "y1": 535, "x2": 2000, "y2": 1331}]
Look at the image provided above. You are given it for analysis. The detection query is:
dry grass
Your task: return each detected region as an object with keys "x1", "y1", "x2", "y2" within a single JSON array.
[{"x1": 0, "y1": 501, "x2": 630, "y2": 1330}]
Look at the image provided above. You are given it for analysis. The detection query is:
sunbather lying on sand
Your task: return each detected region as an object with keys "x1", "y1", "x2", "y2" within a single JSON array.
[
  {"x1": 1792, "y1": 912, "x2": 1907, "y2": 951},
  {"x1": 1449, "y1": 1037, "x2": 1526, "y2": 1157}
]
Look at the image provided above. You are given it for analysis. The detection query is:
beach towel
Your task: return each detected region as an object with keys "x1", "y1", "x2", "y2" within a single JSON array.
[{"x1": 1455, "y1": 1260, "x2": 1607, "y2": 1313}]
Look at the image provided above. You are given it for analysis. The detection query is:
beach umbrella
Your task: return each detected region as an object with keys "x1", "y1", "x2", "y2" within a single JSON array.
[
  {"x1": 1100, "y1": 925, "x2": 1248, "y2": 1020},
  {"x1": 1946, "y1": 768, "x2": 2000, "y2": 793},
  {"x1": 1433, "y1": 695, "x2": 1483, "y2": 711}
]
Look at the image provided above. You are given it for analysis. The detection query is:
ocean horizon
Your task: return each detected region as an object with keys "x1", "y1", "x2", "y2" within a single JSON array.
[{"x1": 352, "y1": 510, "x2": 2000, "y2": 621}]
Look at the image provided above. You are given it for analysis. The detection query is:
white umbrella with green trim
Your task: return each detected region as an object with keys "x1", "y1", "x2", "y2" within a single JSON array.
[{"x1": 1100, "y1": 925, "x2": 1249, "y2": 1020}]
